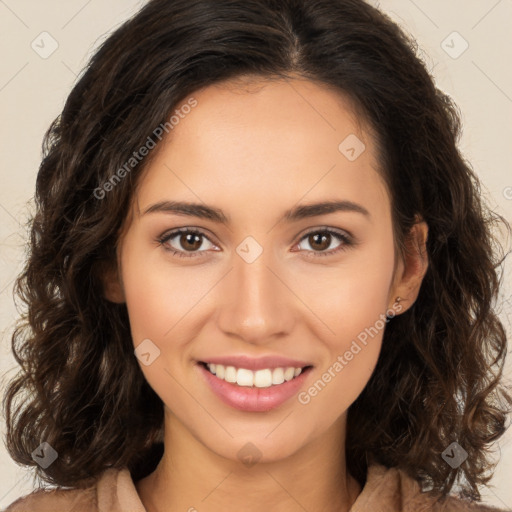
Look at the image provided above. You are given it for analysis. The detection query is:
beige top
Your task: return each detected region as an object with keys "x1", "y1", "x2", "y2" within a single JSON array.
[{"x1": 4, "y1": 463, "x2": 508, "y2": 512}]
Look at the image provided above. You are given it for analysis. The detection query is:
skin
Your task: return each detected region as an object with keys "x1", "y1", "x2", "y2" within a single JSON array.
[{"x1": 103, "y1": 76, "x2": 429, "y2": 512}]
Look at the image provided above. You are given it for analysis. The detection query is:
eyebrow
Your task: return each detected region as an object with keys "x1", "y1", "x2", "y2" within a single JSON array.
[{"x1": 141, "y1": 199, "x2": 371, "y2": 224}]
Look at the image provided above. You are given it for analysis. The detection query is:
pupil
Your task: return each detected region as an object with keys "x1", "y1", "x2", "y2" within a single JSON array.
[
  {"x1": 182, "y1": 233, "x2": 201, "y2": 250},
  {"x1": 311, "y1": 233, "x2": 330, "y2": 251}
]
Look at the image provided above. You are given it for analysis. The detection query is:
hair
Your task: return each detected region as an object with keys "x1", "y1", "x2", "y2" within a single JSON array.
[{"x1": 2, "y1": 0, "x2": 511, "y2": 502}]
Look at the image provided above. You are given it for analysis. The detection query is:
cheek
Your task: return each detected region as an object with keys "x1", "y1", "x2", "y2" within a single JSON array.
[
  {"x1": 298, "y1": 228, "x2": 395, "y2": 346},
  {"x1": 295, "y1": 233, "x2": 394, "y2": 416},
  {"x1": 298, "y1": 289, "x2": 390, "y2": 428},
  {"x1": 120, "y1": 236, "x2": 209, "y2": 344},
  {"x1": 299, "y1": 337, "x2": 382, "y2": 433},
  {"x1": 123, "y1": 272, "x2": 171, "y2": 344},
  {"x1": 119, "y1": 242, "x2": 200, "y2": 407}
]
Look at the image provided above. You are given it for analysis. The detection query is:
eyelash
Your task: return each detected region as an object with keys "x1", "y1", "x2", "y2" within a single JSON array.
[{"x1": 157, "y1": 227, "x2": 355, "y2": 259}]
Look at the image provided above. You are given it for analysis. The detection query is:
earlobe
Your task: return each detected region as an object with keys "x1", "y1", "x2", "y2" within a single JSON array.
[
  {"x1": 104, "y1": 279, "x2": 126, "y2": 304},
  {"x1": 390, "y1": 219, "x2": 429, "y2": 313},
  {"x1": 97, "y1": 260, "x2": 126, "y2": 304}
]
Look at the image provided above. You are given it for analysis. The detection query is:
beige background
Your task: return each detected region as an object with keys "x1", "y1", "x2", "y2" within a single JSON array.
[{"x1": 0, "y1": 0, "x2": 511, "y2": 509}]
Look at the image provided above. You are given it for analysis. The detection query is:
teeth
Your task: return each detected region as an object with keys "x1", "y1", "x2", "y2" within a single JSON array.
[
  {"x1": 205, "y1": 363, "x2": 305, "y2": 388},
  {"x1": 215, "y1": 364, "x2": 225, "y2": 379},
  {"x1": 225, "y1": 366, "x2": 237, "y2": 383},
  {"x1": 272, "y1": 367, "x2": 284, "y2": 385}
]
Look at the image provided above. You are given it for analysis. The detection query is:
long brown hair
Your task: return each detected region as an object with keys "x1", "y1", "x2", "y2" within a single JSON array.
[{"x1": 3, "y1": 0, "x2": 511, "y2": 501}]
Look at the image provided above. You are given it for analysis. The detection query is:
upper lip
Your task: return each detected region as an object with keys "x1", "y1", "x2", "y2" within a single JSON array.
[{"x1": 199, "y1": 355, "x2": 313, "y2": 371}]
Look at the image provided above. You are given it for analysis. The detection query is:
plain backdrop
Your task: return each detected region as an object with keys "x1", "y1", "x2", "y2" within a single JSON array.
[{"x1": 0, "y1": 0, "x2": 511, "y2": 509}]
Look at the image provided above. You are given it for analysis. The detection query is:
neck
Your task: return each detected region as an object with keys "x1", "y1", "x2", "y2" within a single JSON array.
[{"x1": 136, "y1": 411, "x2": 362, "y2": 512}]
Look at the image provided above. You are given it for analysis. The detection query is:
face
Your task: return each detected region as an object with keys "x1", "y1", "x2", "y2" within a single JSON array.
[{"x1": 106, "y1": 76, "x2": 426, "y2": 464}]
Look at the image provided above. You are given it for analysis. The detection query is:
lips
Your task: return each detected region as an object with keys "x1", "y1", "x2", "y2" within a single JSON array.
[{"x1": 196, "y1": 355, "x2": 314, "y2": 412}]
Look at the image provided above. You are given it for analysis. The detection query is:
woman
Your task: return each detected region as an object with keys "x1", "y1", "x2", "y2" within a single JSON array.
[{"x1": 3, "y1": 0, "x2": 511, "y2": 510}]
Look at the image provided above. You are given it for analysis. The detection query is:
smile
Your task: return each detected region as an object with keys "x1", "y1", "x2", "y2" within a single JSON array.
[
  {"x1": 197, "y1": 362, "x2": 313, "y2": 412},
  {"x1": 203, "y1": 362, "x2": 306, "y2": 388}
]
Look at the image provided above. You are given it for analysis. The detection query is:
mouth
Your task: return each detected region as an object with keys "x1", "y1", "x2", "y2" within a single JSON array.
[
  {"x1": 198, "y1": 361, "x2": 314, "y2": 388},
  {"x1": 196, "y1": 361, "x2": 314, "y2": 412}
]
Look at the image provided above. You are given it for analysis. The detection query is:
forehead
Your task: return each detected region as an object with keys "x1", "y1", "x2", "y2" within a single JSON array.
[{"x1": 131, "y1": 77, "x2": 390, "y2": 227}]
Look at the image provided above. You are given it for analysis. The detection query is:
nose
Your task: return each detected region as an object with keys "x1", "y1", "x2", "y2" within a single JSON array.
[{"x1": 215, "y1": 244, "x2": 295, "y2": 345}]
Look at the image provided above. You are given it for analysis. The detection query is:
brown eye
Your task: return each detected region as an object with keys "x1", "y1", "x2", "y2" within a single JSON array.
[
  {"x1": 296, "y1": 229, "x2": 352, "y2": 257},
  {"x1": 180, "y1": 232, "x2": 203, "y2": 251},
  {"x1": 158, "y1": 228, "x2": 217, "y2": 258},
  {"x1": 308, "y1": 232, "x2": 332, "y2": 251}
]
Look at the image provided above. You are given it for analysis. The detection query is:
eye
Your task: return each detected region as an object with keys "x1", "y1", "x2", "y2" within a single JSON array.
[
  {"x1": 294, "y1": 228, "x2": 353, "y2": 257},
  {"x1": 157, "y1": 228, "x2": 218, "y2": 258},
  {"x1": 157, "y1": 227, "x2": 354, "y2": 259}
]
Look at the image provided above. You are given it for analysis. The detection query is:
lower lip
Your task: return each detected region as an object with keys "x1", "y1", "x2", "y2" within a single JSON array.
[{"x1": 197, "y1": 363, "x2": 312, "y2": 412}]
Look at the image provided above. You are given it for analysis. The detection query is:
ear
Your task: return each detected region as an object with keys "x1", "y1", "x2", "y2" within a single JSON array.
[
  {"x1": 388, "y1": 217, "x2": 429, "y2": 314},
  {"x1": 97, "y1": 259, "x2": 126, "y2": 304}
]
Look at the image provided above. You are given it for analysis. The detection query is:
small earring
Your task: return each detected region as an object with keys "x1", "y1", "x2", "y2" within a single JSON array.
[{"x1": 395, "y1": 296, "x2": 401, "y2": 303}]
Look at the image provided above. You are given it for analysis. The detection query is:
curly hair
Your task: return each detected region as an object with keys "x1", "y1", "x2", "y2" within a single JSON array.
[{"x1": 3, "y1": 0, "x2": 511, "y2": 502}]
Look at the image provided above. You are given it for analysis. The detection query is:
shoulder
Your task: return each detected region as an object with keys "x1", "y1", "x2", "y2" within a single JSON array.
[
  {"x1": 3, "y1": 485, "x2": 96, "y2": 512},
  {"x1": 2, "y1": 467, "x2": 138, "y2": 512},
  {"x1": 352, "y1": 463, "x2": 510, "y2": 512}
]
